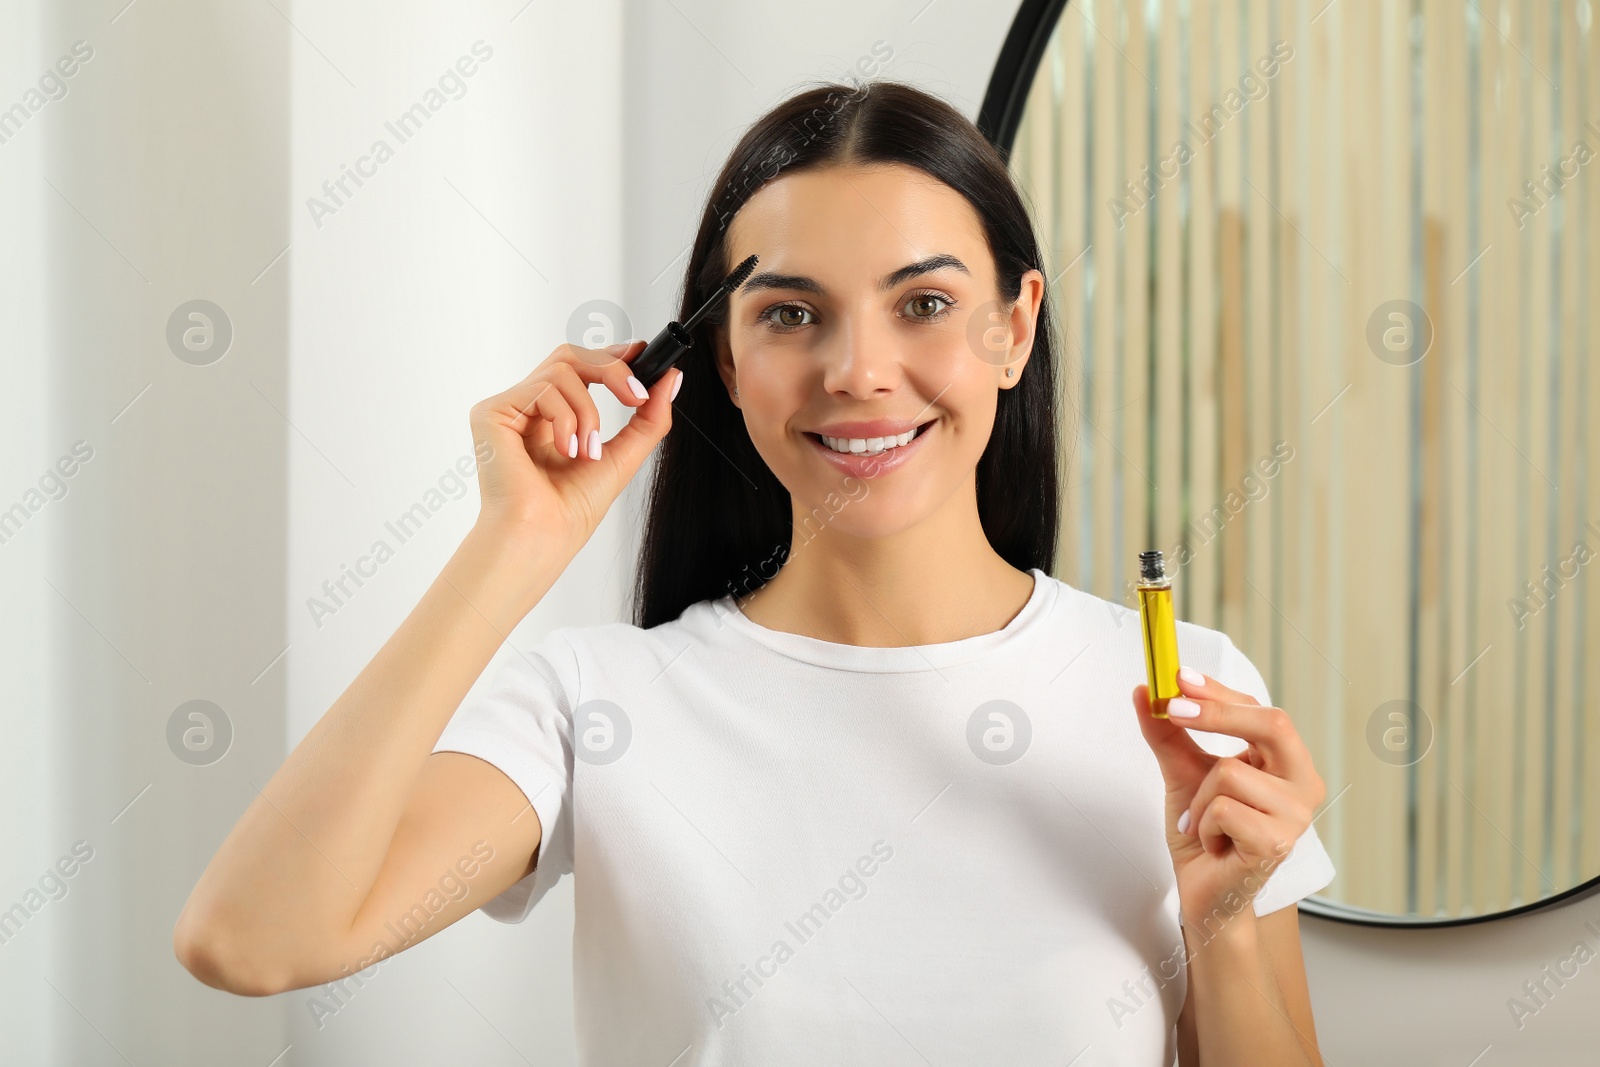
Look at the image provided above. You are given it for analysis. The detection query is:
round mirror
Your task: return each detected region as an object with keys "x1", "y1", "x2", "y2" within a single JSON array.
[{"x1": 981, "y1": 0, "x2": 1600, "y2": 925}]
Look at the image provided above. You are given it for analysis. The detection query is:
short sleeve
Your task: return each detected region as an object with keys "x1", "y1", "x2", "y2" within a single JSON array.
[
  {"x1": 431, "y1": 627, "x2": 579, "y2": 923},
  {"x1": 1188, "y1": 634, "x2": 1337, "y2": 917}
]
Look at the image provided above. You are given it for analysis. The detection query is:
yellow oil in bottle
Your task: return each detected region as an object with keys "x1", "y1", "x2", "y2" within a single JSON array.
[{"x1": 1136, "y1": 550, "x2": 1181, "y2": 719}]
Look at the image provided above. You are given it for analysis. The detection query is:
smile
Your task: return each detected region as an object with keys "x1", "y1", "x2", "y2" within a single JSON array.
[
  {"x1": 815, "y1": 422, "x2": 931, "y2": 455},
  {"x1": 804, "y1": 420, "x2": 936, "y2": 478}
]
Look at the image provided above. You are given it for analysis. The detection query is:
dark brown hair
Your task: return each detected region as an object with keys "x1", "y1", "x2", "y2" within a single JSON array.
[{"x1": 631, "y1": 79, "x2": 1063, "y2": 628}]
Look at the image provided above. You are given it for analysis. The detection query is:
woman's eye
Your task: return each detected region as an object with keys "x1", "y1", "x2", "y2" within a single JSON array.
[
  {"x1": 761, "y1": 304, "x2": 814, "y2": 330},
  {"x1": 904, "y1": 292, "x2": 953, "y2": 320}
]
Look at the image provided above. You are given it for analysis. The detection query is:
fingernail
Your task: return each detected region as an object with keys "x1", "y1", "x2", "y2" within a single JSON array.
[
  {"x1": 1176, "y1": 809, "x2": 1192, "y2": 835},
  {"x1": 670, "y1": 369, "x2": 683, "y2": 401},
  {"x1": 1168, "y1": 697, "x2": 1201, "y2": 718},
  {"x1": 567, "y1": 432, "x2": 578, "y2": 458},
  {"x1": 1178, "y1": 666, "x2": 1205, "y2": 687},
  {"x1": 588, "y1": 429, "x2": 601, "y2": 460},
  {"x1": 627, "y1": 374, "x2": 648, "y2": 400}
]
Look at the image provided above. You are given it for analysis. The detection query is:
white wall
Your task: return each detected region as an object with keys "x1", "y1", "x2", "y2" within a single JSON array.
[{"x1": 2, "y1": 0, "x2": 1595, "y2": 1064}]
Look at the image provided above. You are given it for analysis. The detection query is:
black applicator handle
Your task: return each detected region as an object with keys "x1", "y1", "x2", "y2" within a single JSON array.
[{"x1": 630, "y1": 254, "x2": 759, "y2": 389}]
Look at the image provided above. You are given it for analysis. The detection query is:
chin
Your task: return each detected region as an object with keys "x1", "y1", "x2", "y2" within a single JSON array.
[{"x1": 788, "y1": 478, "x2": 941, "y2": 540}]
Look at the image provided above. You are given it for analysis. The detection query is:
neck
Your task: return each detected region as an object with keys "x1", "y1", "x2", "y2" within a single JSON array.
[{"x1": 732, "y1": 483, "x2": 1036, "y2": 647}]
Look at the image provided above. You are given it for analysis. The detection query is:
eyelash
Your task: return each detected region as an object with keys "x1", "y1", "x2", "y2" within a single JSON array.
[{"x1": 756, "y1": 289, "x2": 958, "y2": 333}]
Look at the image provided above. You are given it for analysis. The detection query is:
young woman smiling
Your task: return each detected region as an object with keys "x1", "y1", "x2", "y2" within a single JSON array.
[{"x1": 176, "y1": 80, "x2": 1333, "y2": 1066}]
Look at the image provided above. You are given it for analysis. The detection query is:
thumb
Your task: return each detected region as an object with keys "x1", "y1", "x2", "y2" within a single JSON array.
[
  {"x1": 1131, "y1": 683, "x2": 1209, "y2": 789},
  {"x1": 597, "y1": 348, "x2": 678, "y2": 482}
]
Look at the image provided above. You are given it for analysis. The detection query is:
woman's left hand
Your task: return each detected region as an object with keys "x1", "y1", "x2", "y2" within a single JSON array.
[{"x1": 1132, "y1": 669, "x2": 1326, "y2": 933}]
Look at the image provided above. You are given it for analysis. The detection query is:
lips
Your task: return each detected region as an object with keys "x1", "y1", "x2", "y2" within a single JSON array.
[{"x1": 805, "y1": 420, "x2": 935, "y2": 479}]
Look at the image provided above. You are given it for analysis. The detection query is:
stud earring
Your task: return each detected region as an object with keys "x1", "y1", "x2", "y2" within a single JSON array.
[
  {"x1": 733, "y1": 387, "x2": 740, "y2": 399},
  {"x1": 1005, "y1": 367, "x2": 1014, "y2": 377}
]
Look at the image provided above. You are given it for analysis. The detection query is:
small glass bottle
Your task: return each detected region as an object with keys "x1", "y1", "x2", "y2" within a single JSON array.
[{"x1": 1136, "y1": 550, "x2": 1181, "y2": 719}]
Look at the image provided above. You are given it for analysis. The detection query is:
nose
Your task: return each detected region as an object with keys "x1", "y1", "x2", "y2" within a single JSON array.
[{"x1": 818, "y1": 306, "x2": 901, "y2": 399}]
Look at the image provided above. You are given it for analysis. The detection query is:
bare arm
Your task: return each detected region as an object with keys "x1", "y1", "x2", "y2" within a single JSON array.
[
  {"x1": 1175, "y1": 906, "x2": 1323, "y2": 1067},
  {"x1": 173, "y1": 526, "x2": 562, "y2": 995},
  {"x1": 173, "y1": 345, "x2": 680, "y2": 996}
]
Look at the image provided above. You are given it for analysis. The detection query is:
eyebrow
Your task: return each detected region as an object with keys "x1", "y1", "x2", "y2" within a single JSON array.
[{"x1": 737, "y1": 253, "x2": 970, "y2": 297}]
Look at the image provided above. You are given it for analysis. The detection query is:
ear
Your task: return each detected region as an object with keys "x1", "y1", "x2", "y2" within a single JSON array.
[
  {"x1": 999, "y1": 268, "x2": 1046, "y2": 391},
  {"x1": 712, "y1": 325, "x2": 739, "y2": 405}
]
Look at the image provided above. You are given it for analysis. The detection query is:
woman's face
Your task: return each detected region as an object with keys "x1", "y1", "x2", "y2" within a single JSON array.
[{"x1": 717, "y1": 162, "x2": 1044, "y2": 540}]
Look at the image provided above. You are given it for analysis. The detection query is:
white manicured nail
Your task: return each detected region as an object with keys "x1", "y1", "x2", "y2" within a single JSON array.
[
  {"x1": 1168, "y1": 697, "x2": 1201, "y2": 718},
  {"x1": 1176, "y1": 810, "x2": 1192, "y2": 835},
  {"x1": 588, "y1": 429, "x2": 601, "y2": 460},
  {"x1": 1178, "y1": 666, "x2": 1205, "y2": 687},
  {"x1": 567, "y1": 432, "x2": 578, "y2": 458},
  {"x1": 627, "y1": 374, "x2": 648, "y2": 400},
  {"x1": 670, "y1": 369, "x2": 683, "y2": 400}
]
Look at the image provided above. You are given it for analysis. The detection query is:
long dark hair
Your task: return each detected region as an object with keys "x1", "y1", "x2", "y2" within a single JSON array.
[{"x1": 631, "y1": 78, "x2": 1063, "y2": 629}]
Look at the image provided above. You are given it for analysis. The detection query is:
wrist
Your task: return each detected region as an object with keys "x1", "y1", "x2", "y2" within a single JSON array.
[
  {"x1": 1181, "y1": 899, "x2": 1260, "y2": 957},
  {"x1": 448, "y1": 520, "x2": 574, "y2": 632}
]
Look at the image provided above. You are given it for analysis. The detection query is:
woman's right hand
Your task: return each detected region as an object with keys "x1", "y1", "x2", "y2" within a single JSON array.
[{"x1": 468, "y1": 340, "x2": 681, "y2": 547}]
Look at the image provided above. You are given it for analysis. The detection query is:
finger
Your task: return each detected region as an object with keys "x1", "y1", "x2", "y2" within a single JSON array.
[
  {"x1": 1131, "y1": 684, "x2": 1213, "y2": 787},
  {"x1": 1195, "y1": 795, "x2": 1294, "y2": 870},
  {"x1": 549, "y1": 342, "x2": 649, "y2": 461},
  {"x1": 579, "y1": 340, "x2": 653, "y2": 411},
  {"x1": 483, "y1": 367, "x2": 572, "y2": 451},
  {"x1": 1180, "y1": 756, "x2": 1308, "y2": 839},
  {"x1": 1163, "y1": 694, "x2": 1314, "y2": 784},
  {"x1": 541, "y1": 362, "x2": 605, "y2": 460},
  {"x1": 595, "y1": 365, "x2": 679, "y2": 482},
  {"x1": 1171, "y1": 665, "x2": 1267, "y2": 764},
  {"x1": 472, "y1": 376, "x2": 563, "y2": 460},
  {"x1": 1173, "y1": 665, "x2": 1257, "y2": 709},
  {"x1": 491, "y1": 343, "x2": 636, "y2": 460}
]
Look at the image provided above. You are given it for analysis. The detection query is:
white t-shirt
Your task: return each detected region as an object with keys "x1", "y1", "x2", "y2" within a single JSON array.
[{"x1": 432, "y1": 567, "x2": 1335, "y2": 1066}]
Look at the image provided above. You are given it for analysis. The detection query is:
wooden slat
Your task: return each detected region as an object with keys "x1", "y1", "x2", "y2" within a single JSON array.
[
  {"x1": 1090, "y1": 0, "x2": 1121, "y2": 603},
  {"x1": 1415, "y1": 0, "x2": 1448, "y2": 917},
  {"x1": 1185, "y1": 0, "x2": 1221, "y2": 633},
  {"x1": 1432, "y1": 0, "x2": 1471, "y2": 918},
  {"x1": 1120, "y1": 1, "x2": 1152, "y2": 603},
  {"x1": 1055, "y1": 15, "x2": 1090, "y2": 593},
  {"x1": 1216, "y1": 0, "x2": 1245, "y2": 641},
  {"x1": 1581, "y1": 0, "x2": 1600, "y2": 895},
  {"x1": 1302, "y1": 0, "x2": 1346, "y2": 875},
  {"x1": 1155, "y1": 0, "x2": 1184, "y2": 570},
  {"x1": 1243, "y1": 0, "x2": 1274, "y2": 675}
]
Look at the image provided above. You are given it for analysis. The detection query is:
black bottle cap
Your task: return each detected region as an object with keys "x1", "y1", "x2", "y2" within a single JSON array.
[{"x1": 1138, "y1": 550, "x2": 1166, "y2": 583}]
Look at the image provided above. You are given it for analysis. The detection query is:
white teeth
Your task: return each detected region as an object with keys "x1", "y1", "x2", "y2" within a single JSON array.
[{"x1": 819, "y1": 425, "x2": 923, "y2": 455}]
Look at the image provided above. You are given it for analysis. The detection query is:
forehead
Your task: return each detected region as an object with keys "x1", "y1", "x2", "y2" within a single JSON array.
[{"x1": 725, "y1": 163, "x2": 991, "y2": 286}]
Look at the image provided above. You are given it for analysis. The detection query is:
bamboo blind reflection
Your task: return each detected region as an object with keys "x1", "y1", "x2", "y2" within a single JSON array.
[{"x1": 1011, "y1": 0, "x2": 1600, "y2": 918}]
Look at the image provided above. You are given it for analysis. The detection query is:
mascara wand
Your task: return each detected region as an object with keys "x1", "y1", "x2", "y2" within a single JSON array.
[{"x1": 630, "y1": 254, "x2": 760, "y2": 390}]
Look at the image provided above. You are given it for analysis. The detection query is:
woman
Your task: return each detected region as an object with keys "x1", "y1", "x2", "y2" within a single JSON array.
[{"x1": 175, "y1": 79, "x2": 1333, "y2": 1065}]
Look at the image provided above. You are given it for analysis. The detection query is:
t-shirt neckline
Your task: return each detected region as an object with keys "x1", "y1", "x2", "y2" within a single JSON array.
[{"x1": 702, "y1": 567, "x2": 1057, "y2": 673}]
